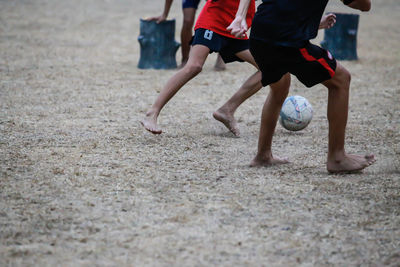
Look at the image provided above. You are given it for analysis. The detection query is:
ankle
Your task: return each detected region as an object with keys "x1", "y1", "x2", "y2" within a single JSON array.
[
  {"x1": 255, "y1": 151, "x2": 272, "y2": 161},
  {"x1": 328, "y1": 150, "x2": 346, "y2": 162},
  {"x1": 218, "y1": 105, "x2": 235, "y2": 115},
  {"x1": 145, "y1": 109, "x2": 159, "y2": 118}
]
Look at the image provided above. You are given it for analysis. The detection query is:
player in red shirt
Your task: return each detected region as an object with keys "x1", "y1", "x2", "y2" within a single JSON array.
[
  {"x1": 141, "y1": 0, "x2": 336, "y2": 136},
  {"x1": 147, "y1": 0, "x2": 226, "y2": 70},
  {"x1": 141, "y1": 0, "x2": 258, "y2": 136}
]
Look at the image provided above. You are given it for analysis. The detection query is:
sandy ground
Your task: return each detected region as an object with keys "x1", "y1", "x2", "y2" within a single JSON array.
[{"x1": 0, "y1": 0, "x2": 399, "y2": 266}]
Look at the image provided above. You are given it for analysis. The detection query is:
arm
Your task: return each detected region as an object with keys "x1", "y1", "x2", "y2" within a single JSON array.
[
  {"x1": 226, "y1": 0, "x2": 252, "y2": 38},
  {"x1": 342, "y1": 0, "x2": 371, "y2": 12},
  {"x1": 147, "y1": 0, "x2": 174, "y2": 23},
  {"x1": 319, "y1": 13, "x2": 336, "y2": 29}
]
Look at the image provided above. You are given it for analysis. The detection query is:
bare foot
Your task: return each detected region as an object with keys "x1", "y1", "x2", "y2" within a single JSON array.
[
  {"x1": 213, "y1": 109, "x2": 240, "y2": 137},
  {"x1": 250, "y1": 155, "x2": 290, "y2": 167},
  {"x1": 327, "y1": 153, "x2": 376, "y2": 174},
  {"x1": 140, "y1": 112, "x2": 162, "y2": 134}
]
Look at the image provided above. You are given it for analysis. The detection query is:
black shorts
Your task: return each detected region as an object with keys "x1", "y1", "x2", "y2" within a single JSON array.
[
  {"x1": 191, "y1": 28, "x2": 249, "y2": 63},
  {"x1": 182, "y1": 0, "x2": 200, "y2": 9},
  {"x1": 250, "y1": 39, "x2": 337, "y2": 87}
]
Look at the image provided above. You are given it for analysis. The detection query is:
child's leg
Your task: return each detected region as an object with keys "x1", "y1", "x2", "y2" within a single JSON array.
[
  {"x1": 322, "y1": 63, "x2": 375, "y2": 173},
  {"x1": 214, "y1": 54, "x2": 226, "y2": 71},
  {"x1": 181, "y1": 8, "x2": 224, "y2": 70},
  {"x1": 180, "y1": 7, "x2": 196, "y2": 66},
  {"x1": 213, "y1": 50, "x2": 262, "y2": 136},
  {"x1": 141, "y1": 45, "x2": 210, "y2": 134},
  {"x1": 250, "y1": 73, "x2": 291, "y2": 167}
]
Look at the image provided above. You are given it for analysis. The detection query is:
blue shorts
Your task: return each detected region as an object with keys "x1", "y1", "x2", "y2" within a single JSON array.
[
  {"x1": 191, "y1": 28, "x2": 249, "y2": 63},
  {"x1": 182, "y1": 0, "x2": 201, "y2": 9}
]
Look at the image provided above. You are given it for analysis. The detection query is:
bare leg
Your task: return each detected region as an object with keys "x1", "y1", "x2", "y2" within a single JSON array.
[
  {"x1": 213, "y1": 50, "x2": 263, "y2": 136},
  {"x1": 322, "y1": 63, "x2": 376, "y2": 173},
  {"x1": 250, "y1": 73, "x2": 291, "y2": 167},
  {"x1": 140, "y1": 45, "x2": 210, "y2": 134},
  {"x1": 214, "y1": 54, "x2": 226, "y2": 71},
  {"x1": 179, "y1": 7, "x2": 196, "y2": 67}
]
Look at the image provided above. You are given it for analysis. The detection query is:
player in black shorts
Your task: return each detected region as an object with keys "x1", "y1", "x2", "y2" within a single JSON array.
[
  {"x1": 141, "y1": 18, "x2": 336, "y2": 137},
  {"x1": 141, "y1": 1, "x2": 337, "y2": 137},
  {"x1": 191, "y1": 28, "x2": 250, "y2": 64},
  {"x1": 228, "y1": 0, "x2": 375, "y2": 173},
  {"x1": 141, "y1": 28, "x2": 260, "y2": 137},
  {"x1": 147, "y1": 0, "x2": 226, "y2": 70}
]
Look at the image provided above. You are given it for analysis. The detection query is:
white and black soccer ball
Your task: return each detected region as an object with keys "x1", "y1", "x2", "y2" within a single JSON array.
[{"x1": 279, "y1": 95, "x2": 313, "y2": 131}]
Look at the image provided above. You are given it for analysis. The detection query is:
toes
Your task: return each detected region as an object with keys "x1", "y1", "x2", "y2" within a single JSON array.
[
  {"x1": 363, "y1": 154, "x2": 376, "y2": 166},
  {"x1": 231, "y1": 127, "x2": 240, "y2": 137},
  {"x1": 365, "y1": 154, "x2": 376, "y2": 164},
  {"x1": 214, "y1": 113, "x2": 240, "y2": 137},
  {"x1": 276, "y1": 157, "x2": 290, "y2": 164},
  {"x1": 148, "y1": 127, "x2": 162, "y2": 134},
  {"x1": 140, "y1": 120, "x2": 162, "y2": 134}
]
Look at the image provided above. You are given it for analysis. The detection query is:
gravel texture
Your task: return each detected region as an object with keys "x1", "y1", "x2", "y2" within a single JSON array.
[{"x1": 0, "y1": 0, "x2": 399, "y2": 266}]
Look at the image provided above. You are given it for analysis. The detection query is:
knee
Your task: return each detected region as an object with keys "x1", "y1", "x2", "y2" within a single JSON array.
[
  {"x1": 333, "y1": 68, "x2": 351, "y2": 91},
  {"x1": 281, "y1": 73, "x2": 291, "y2": 92},
  {"x1": 276, "y1": 87, "x2": 290, "y2": 103},
  {"x1": 342, "y1": 68, "x2": 351, "y2": 86},
  {"x1": 271, "y1": 74, "x2": 290, "y2": 95},
  {"x1": 328, "y1": 68, "x2": 351, "y2": 91},
  {"x1": 184, "y1": 63, "x2": 203, "y2": 76},
  {"x1": 270, "y1": 75, "x2": 290, "y2": 103},
  {"x1": 182, "y1": 17, "x2": 195, "y2": 29}
]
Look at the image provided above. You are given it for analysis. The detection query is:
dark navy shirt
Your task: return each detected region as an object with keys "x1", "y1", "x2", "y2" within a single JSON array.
[{"x1": 250, "y1": 0, "x2": 329, "y2": 47}]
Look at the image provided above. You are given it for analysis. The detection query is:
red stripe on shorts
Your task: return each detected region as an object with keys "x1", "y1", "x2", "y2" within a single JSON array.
[{"x1": 299, "y1": 48, "x2": 335, "y2": 78}]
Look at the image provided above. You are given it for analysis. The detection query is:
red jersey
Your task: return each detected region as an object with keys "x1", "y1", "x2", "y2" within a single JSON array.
[{"x1": 194, "y1": 0, "x2": 256, "y2": 40}]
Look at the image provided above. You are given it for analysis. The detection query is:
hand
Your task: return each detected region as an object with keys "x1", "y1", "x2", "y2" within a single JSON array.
[
  {"x1": 146, "y1": 14, "x2": 167, "y2": 24},
  {"x1": 227, "y1": 16, "x2": 248, "y2": 38},
  {"x1": 319, "y1": 13, "x2": 336, "y2": 29}
]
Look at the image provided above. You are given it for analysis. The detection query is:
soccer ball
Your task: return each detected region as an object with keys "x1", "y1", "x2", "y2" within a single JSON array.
[{"x1": 279, "y1": 95, "x2": 313, "y2": 131}]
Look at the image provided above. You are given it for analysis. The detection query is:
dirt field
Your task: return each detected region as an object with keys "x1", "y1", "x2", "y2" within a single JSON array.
[{"x1": 0, "y1": 0, "x2": 399, "y2": 266}]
